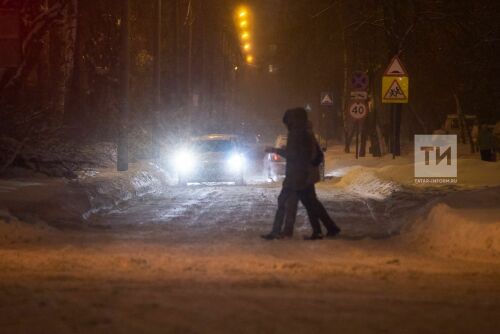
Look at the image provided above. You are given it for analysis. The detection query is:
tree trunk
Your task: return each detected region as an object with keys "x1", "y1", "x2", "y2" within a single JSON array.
[
  {"x1": 49, "y1": 0, "x2": 77, "y2": 126},
  {"x1": 338, "y1": 1, "x2": 351, "y2": 153},
  {"x1": 117, "y1": 0, "x2": 130, "y2": 172}
]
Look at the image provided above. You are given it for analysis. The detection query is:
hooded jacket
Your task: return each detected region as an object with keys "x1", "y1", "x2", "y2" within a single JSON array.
[{"x1": 280, "y1": 108, "x2": 321, "y2": 190}]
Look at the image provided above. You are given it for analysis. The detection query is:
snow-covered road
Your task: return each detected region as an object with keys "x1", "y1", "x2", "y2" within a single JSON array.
[
  {"x1": 1, "y1": 167, "x2": 499, "y2": 333},
  {"x1": 84, "y1": 179, "x2": 438, "y2": 242}
]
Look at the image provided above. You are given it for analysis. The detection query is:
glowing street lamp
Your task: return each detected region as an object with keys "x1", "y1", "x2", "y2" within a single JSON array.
[
  {"x1": 239, "y1": 20, "x2": 248, "y2": 28},
  {"x1": 241, "y1": 32, "x2": 250, "y2": 40},
  {"x1": 246, "y1": 55, "x2": 254, "y2": 64},
  {"x1": 243, "y1": 43, "x2": 251, "y2": 51},
  {"x1": 239, "y1": 10, "x2": 247, "y2": 18}
]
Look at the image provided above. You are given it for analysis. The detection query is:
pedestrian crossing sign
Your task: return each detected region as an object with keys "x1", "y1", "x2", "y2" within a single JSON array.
[{"x1": 382, "y1": 76, "x2": 409, "y2": 104}]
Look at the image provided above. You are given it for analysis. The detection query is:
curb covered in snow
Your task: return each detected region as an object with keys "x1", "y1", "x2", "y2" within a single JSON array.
[{"x1": 0, "y1": 162, "x2": 173, "y2": 230}]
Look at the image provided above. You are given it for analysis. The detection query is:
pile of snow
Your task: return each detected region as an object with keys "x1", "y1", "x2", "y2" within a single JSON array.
[
  {"x1": 403, "y1": 188, "x2": 500, "y2": 262},
  {"x1": 77, "y1": 162, "x2": 174, "y2": 219},
  {"x1": 325, "y1": 144, "x2": 500, "y2": 189},
  {"x1": 375, "y1": 158, "x2": 500, "y2": 188},
  {"x1": 0, "y1": 209, "x2": 54, "y2": 245},
  {"x1": 331, "y1": 166, "x2": 401, "y2": 200},
  {"x1": 0, "y1": 162, "x2": 174, "y2": 227}
]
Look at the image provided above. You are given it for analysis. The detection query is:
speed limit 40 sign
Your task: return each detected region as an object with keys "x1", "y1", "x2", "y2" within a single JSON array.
[{"x1": 348, "y1": 101, "x2": 368, "y2": 120}]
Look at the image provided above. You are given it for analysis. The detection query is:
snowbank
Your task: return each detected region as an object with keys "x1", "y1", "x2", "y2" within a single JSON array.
[
  {"x1": 330, "y1": 166, "x2": 401, "y2": 200},
  {"x1": 0, "y1": 162, "x2": 173, "y2": 228},
  {"x1": 77, "y1": 162, "x2": 174, "y2": 219},
  {"x1": 325, "y1": 145, "x2": 500, "y2": 189},
  {"x1": 402, "y1": 188, "x2": 500, "y2": 262},
  {"x1": 375, "y1": 158, "x2": 500, "y2": 188},
  {"x1": 0, "y1": 209, "x2": 55, "y2": 245}
]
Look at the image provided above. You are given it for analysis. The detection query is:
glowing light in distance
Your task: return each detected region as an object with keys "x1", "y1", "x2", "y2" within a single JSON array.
[
  {"x1": 241, "y1": 32, "x2": 250, "y2": 40},
  {"x1": 240, "y1": 20, "x2": 248, "y2": 28},
  {"x1": 243, "y1": 43, "x2": 251, "y2": 51},
  {"x1": 239, "y1": 10, "x2": 247, "y2": 18},
  {"x1": 246, "y1": 55, "x2": 254, "y2": 63}
]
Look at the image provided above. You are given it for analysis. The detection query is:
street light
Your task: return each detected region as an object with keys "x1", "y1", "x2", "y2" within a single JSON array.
[
  {"x1": 241, "y1": 32, "x2": 249, "y2": 40},
  {"x1": 243, "y1": 43, "x2": 251, "y2": 51},
  {"x1": 239, "y1": 10, "x2": 247, "y2": 18},
  {"x1": 246, "y1": 55, "x2": 253, "y2": 64},
  {"x1": 239, "y1": 20, "x2": 248, "y2": 28}
]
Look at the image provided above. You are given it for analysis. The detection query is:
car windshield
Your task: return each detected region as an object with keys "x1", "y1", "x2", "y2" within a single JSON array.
[{"x1": 194, "y1": 140, "x2": 234, "y2": 152}]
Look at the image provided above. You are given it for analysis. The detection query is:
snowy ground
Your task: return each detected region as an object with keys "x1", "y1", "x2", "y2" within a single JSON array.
[{"x1": 0, "y1": 147, "x2": 499, "y2": 333}]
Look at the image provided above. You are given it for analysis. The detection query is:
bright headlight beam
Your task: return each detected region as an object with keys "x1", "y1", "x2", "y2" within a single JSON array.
[
  {"x1": 227, "y1": 153, "x2": 246, "y2": 173},
  {"x1": 173, "y1": 149, "x2": 196, "y2": 174}
]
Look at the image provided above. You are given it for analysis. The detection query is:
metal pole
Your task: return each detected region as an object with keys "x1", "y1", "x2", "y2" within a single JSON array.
[
  {"x1": 152, "y1": 0, "x2": 162, "y2": 160},
  {"x1": 187, "y1": 0, "x2": 193, "y2": 133},
  {"x1": 395, "y1": 103, "x2": 402, "y2": 156},
  {"x1": 392, "y1": 104, "x2": 396, "y2": 159},
  {"x1": 355, "y1": 121, "x2": 359, "y2": 159},
  {"x1": 117, "y1": 0, "x2": 130, "y2": 171}
]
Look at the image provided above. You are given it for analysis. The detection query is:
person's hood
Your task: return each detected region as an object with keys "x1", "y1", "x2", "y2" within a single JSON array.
[{"x1": 283, "y1": 108, "x2": 308, "y2": 131}]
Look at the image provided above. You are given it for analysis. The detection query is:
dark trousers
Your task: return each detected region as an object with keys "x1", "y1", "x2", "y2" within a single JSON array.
[
  {"x1": 297, "y1": 185, "x2": 338, "y2": 235},
  {"x1": 271, "y1": 185, "x2": 338, "y2": 236},
  {"x1": 271, "y1": 188, "x2": 298, "y2": 236}
]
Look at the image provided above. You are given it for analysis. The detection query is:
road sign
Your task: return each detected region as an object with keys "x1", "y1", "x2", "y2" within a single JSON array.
[
  {"x1": 0, "y1": 10, "x2": 21, "y2": 68},
  {"x1": 350, "y1": 91, "x2": 368, "y2": 100},
  {"x1": 351, "y1": 71, "x2": 369, "y2": 91},
  {"x1": 320, "y1": 92, "x2": 334, "y2": 106},
  {"x1": 382, "y1": 76, "x2": 409, "y2": 103},
  {"x1": 384, "y1": 56, "x2": 408, "y2": 76},
  {"x1": 348, "y1": 101, "x2": 368, "y2": 120}
]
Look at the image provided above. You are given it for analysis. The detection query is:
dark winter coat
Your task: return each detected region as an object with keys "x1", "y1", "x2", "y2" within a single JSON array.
[
  {"x1": 278, "y1": 108, "x2": 321, "y2": 190},
  {"x1": 478, "y1": 126, "x2": 494, "y2": 150}
]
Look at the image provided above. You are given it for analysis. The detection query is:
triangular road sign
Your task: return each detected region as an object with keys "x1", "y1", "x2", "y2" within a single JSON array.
[
  {"x1": 321, "y1": 93, "x2": 333, "y2": 105},
  {"x1": 384, "y1": 56, "x2": 408, "y2": 76},
  {"x1": 384, "y1": 79, "x2": 407, "y2": 100}
]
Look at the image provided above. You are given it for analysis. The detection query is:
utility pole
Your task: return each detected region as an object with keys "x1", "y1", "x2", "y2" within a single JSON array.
[
  {"x1": 117, "y1": 0, "x2": 130, "y2": 171},
  {"x1": 186, "y1": 0, "x2": 194, "y2": 132},
  {"x1": 152, "y1": 0, "x2": 162, "y2": 160}
]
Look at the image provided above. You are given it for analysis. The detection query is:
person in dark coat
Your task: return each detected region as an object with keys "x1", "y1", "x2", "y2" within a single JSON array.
[
  {"x1": 262, "y1": 108, "x2": 341, "y2": 240},
  {"x1": 478, "y1": 124, "x2": 494, "y2": 162}
]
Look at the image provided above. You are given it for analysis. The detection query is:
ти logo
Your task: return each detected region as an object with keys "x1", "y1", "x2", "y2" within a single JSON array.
[
  {"x1": 414, "y1": 135, "x2": 457, "y2": 183},
  {"x1": 420, "y1": 146, "x2": 452, "y2": 166}
]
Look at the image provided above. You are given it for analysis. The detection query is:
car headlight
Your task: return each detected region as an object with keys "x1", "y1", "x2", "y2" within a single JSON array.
[
  {"x1": 172, "y1": 149, "x2": 196, "y2": 174},
  {"x1": 227, "y1": 153, "x2": 246, "y2": 173}
]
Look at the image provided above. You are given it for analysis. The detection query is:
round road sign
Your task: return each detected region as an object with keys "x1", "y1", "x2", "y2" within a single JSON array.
[
  {"x1": 348, "y1": 101, "x2": 368, "y2": 120},
  {"x1": 351, "y1": 71, "x2": 369, "y2": 91}
]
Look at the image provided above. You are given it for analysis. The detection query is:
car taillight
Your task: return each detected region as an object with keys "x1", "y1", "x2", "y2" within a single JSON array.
[{"x1": 272, "y1": 154, "x2": 280, "y2": 162}]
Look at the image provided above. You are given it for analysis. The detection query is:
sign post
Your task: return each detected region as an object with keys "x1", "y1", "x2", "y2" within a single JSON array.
[
  {"x1": 349, "y1": 71, "x2": 369, "y2": 158},
  {"x1": 382, "y1": 56, "x2": 409, "y2": 159},
  {"x1": 320, "y1": 92, "x2": 334, "y2": 149},
  {"x1": 348, "y1": 101, "x2": 368, "y2": 159}
]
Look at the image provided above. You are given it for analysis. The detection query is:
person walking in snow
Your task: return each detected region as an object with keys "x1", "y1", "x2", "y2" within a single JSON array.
[
  {"x1": 478, "y1": 124, "x2": 495, "y2": 162},
  {"x1": 262, "y1": 108, "x2": 341, "y2": 240}
]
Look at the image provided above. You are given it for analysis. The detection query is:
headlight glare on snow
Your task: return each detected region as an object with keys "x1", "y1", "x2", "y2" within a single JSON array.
[
  {"x1": 227, "y1": 153, "x2": 246, "y2": 173},
  {"x1": 173, "y1": 149, "x2": 196, "y2": 174}
]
